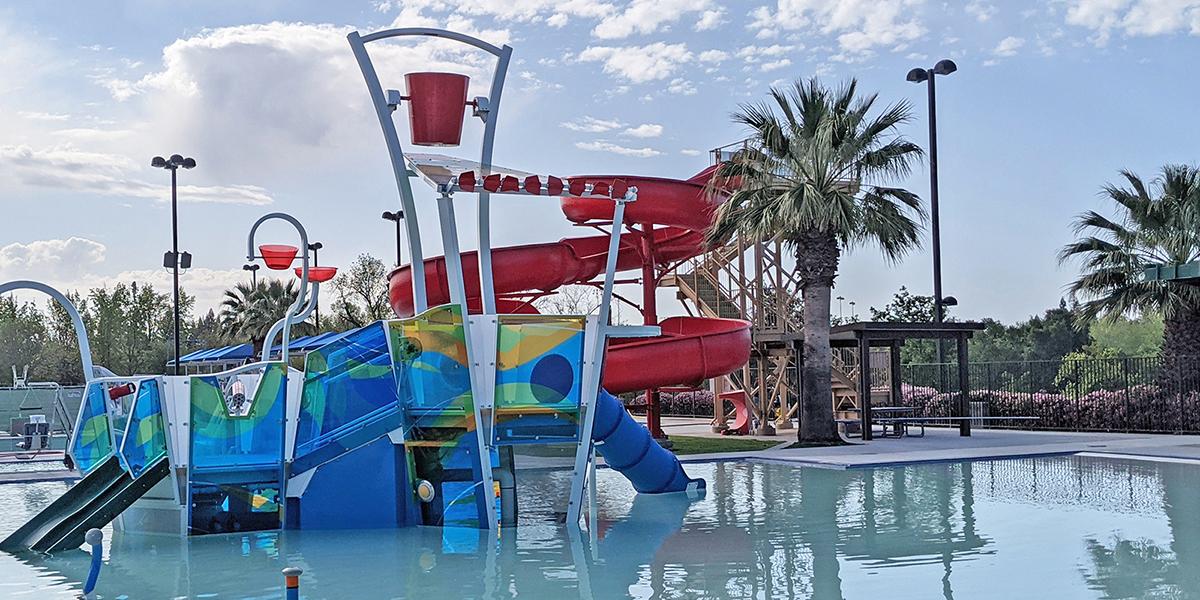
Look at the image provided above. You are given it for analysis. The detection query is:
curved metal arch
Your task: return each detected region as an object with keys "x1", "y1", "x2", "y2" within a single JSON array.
[
  {"x1": 358, "y1": 27, "x2": 505, "y2": 56},
  {"x1": 246, "y1": 213, "x2": 310, "y2": 364},
  {"x1": 347, "y1": 27, "x2": 513, "y2": 316},
  {"x1": 0, "y1": 280, "x2": 94, "y2": 382}
]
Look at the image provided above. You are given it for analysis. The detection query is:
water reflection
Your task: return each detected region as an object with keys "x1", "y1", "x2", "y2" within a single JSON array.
[{"x1": 3, "y1": 456, "x2": 1200, "y2": 599}]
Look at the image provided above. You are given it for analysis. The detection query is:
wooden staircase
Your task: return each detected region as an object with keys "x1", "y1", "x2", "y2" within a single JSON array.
[{"x1": 664, "y1": 245, "x2": 865, "y2": 433}]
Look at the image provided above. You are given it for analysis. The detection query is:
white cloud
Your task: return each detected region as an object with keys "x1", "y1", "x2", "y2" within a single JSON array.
[
  {"x1": 622, "y1": 123, "x2": 663, "y2": 138},
  {"x1": 680, "y1": 149, "x2": 703, "y2": 156},
  {"x1": 19, "y1": 111, "x2": 72, "y2": 122},
  {"x1": 737, "y1": 45, "x2": 796, "y2": 63},
  {"x1": 748, "y1": 0, "x2": 925, "y2": 58},
  {"x1": 0, "y1": 145, "x2": 272, "y2": 205},
  {"x1": 667, "y1": 78, "x2": 698, "y2": 95},
  {"x1": 0, "y1": 238, "x2": 107, "y2": 281},
  {"x1": 698, "y1": 49, "x2": 730, "y2": 63},
  {"x1": 561, "y1": 116, "x2": 626, "y2": 132},
  {"x1": 695, "y1": 8, "x2": 727, "y2": 31},
  {"x1": 1065, "y1": 0, "x2": 1200, "y2": 43},
  {"x1": 966, "y1": 1, "x2": 998, "y2": 22},
  {"x1": 575, "y1": 140, "x2": 662, "y2": 157},
  {"x1": 593, "y1": 0, "x2": 718, "y2": 38},
  {"x1": 761, "y1": 58, "x2": 793, "y2": 71},
  {"x1": 577, "y1": 42, "x2": 693, "y2": 83},
  {"x1": 993, "y1": 36, "x2": 1026, "y2": 56}
]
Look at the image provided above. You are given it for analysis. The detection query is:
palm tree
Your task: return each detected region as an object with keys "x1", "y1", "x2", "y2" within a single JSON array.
[
  {"x1": 1060, "y1": 165, "x2": 1200, "y2": 358},
  {"x1": 219, "y1": 280, "x2": 313, "y2": 353},
  {"x1": 707, "y1": 78, "x2": 925, "y2": 443}
]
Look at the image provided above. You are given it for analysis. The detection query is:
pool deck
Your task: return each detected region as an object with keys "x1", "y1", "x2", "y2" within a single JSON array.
[{"x1": 661, "y1": 416, "x2": 1200, "y2": 468}]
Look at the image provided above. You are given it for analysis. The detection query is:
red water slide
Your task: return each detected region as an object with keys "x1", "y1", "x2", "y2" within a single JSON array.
[{"x1": 387, "y1": 168, "x2": 751, "y2": 394}]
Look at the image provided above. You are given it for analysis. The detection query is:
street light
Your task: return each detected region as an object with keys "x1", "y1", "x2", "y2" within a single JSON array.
[
  {"x1": 242, "y1": 264, "x2": 259, "y2": 286},
  {"x1": 907, "y1": 58, "x2": 956, "y2": 364},
  {"x1": 381, "y1": 211, "x2": 405, "y2": 266},
  {"x1": 308, "y1": 242, "x2": 323, "y2": 329},
  {"x1": 836, "y1": 295, "x2": 845, "y2": 320},
  {"x1": 152, "y1": 153, "x2": 196, "y2": 375}
]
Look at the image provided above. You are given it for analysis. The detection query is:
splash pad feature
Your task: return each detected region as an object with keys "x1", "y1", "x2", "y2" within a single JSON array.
[{"x1": 3, "y1": 26, "x2": 748, "y2": 560}]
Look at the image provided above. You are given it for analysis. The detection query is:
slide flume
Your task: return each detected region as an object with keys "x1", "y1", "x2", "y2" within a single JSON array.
[{"x1": 388, "y1": 167, "x2": 749, "y2": 493}]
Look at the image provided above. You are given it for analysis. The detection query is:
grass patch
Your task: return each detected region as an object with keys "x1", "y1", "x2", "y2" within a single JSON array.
[{"x1": 668, "y1": 435, "x2": 781, "y2": 455}]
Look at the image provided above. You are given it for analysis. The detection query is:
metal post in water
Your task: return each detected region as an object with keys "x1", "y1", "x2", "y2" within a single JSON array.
[
  {"x1": 282, "y1": 566, "x2": 303, "y2": 600},
  {"x1": 82, "y1": 528, "x2": 103, "y2": 599}
]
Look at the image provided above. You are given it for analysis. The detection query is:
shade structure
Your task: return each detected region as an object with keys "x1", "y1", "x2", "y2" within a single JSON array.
[
  {"x1": 405, "y1": 72, "x2": 469, "y2": 146},
  {"x1": 297, "y1": 266, "x2": 338, "y2": 283},
  {"x1": 259, "y1": 244, "x2": 299, "y2": 270}
]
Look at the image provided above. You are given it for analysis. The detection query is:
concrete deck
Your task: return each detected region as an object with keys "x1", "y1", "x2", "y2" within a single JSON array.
[{"x1": 660, "y1": 416, "x2": 1200, "y2": 467}]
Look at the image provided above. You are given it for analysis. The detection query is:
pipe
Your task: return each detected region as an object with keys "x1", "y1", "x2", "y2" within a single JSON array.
[
  {"x1": 261, "y1": 282, "x2": 321, "y2": 362},
  {"x1": 0, "y1": 281, "x2": 94, "y2": 381},
  {"x1": 82, "y1": 528, "x2": 103, "y2": 599}
]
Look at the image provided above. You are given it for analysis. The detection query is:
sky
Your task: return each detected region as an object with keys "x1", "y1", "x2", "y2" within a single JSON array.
[{"x1": 1, "y1": 0, "x2": 1199, "y2": 324}]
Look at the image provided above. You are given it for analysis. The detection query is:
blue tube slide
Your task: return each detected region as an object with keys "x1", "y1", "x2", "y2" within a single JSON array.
[{"x1": 591, "y1": 390, "x2": 705, "y2": 494}]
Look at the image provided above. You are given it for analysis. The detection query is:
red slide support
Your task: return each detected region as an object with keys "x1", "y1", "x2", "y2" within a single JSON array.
[{"x1": 387, "y1": 167, "x2": 751, "y2": 428}]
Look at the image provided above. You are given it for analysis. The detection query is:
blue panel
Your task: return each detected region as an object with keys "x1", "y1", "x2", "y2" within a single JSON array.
[{"x1": 292, "y1": 437, "x2": 412, "y2": 529}]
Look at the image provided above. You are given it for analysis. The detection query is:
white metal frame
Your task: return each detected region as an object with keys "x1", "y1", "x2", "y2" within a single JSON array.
[
  {"x1": 246, "y1": 213, "x2": 311, "y2": 364},
  {"x1": 347, "y1": 27, "x2": 513, "y2": 316}
]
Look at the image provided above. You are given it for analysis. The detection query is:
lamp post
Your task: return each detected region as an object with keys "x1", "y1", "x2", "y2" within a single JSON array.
[
  {"x1": 836, "y1": 295, "x2": 845, "y2": 321},
  {"x1": 906, "y1": 58, "x2": 957, "y2": 364},
  {"x1": 308, "y1": 242, "x2": 323, "y2": 329},
  {"x1": 152, "y1": 154, "x2": 196, "y2": 375},
  {"x1": 381, "y1": 211, "x2": 404, "y2": 266},
  {"x1": 243, "y1": 264, "x2": 259, "y2": 286}
]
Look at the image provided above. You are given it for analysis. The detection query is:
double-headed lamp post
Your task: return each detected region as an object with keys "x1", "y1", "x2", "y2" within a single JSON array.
[
  {"x1": 308, "y1": 242, "x2": 323, "y2": 328},
  {"x1": 243, "y1": 263, "x2": 259, "y2": 286},
  {"x1": 381, "y1": 211, "x2": 405, "y2": 266},
  {"x1": 152, "y1": 154, "x2": 196, "y2": 375},
  {"x1": 906, "y1": 58, "x2": 957, "y2": 364}
]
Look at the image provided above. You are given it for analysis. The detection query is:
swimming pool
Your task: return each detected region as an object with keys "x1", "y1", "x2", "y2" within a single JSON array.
[{"x1": 1, "y1": 454, "x2": 1195, "y2": 598}]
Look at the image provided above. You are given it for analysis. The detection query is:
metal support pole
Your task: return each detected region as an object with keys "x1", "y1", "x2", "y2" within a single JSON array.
[
  {"x1": 171, "y1": 167, "x2": 181, "y2": 376},
  {"x1": 641, "y1": 224, "x2": 664, "y2": 439},
  {"x1": 859, "y1": 335, "x2": 873, "y2": 441},
  {"x1": 957, "y1": 335, "x2": 971, "y2": 436},
  {"x1": 927, "y1": 69, "x2": 946, "y2": 366}
]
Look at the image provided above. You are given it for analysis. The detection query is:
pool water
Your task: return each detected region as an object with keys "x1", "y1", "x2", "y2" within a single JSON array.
[{"x1": 1, "y1": 454, "x2": 1197, "y2": 599}]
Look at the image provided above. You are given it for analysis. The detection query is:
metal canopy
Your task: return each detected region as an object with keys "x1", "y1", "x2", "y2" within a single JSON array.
[
  {"x1": 829, "y1": 321, "x2": 985, "y2": 346},
  {"x1": 1144, "y1": 261, "x2": 1200, "y2": 284}
]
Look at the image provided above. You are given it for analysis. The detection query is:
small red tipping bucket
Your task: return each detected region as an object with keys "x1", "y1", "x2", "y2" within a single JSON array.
[
  {"x1": 406, "y1": 72, "x2": 469, "y2": 146},
  {"x1": 259, "y1": 244, "x2": 299, "y2": 270},
  {"x1": 296, "y1": 266, "x2": 338, "y2": 283}
]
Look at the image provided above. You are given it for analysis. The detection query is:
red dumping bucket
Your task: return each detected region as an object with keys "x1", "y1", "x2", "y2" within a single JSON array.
[
  {"x1": 259, "y1": 244, "x2": 298, "y2": 270},
  {"x1": 296, "y1": 266, "x2": 338, "y2": 283},
  {"x1": 406, "y1": 72, "x2": 469, "y2": 147},
  {"x1": 108, "y1": 382, "x2": 135, "y2": 401}
]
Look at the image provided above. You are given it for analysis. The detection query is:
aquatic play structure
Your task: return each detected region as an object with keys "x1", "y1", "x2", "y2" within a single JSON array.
[{"x1": 1, "y1": 27, "x2": 751, "y2": 552}]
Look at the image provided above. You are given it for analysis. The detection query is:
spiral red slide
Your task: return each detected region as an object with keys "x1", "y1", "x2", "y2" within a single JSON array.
[{"x1": 387, "y1": 167, "x2": 751, "y2": 393}]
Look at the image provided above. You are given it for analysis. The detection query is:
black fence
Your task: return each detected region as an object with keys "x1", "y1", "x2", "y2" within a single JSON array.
[{"x1": 901, "y1": 355, "x2": 1200, "y2": 433}]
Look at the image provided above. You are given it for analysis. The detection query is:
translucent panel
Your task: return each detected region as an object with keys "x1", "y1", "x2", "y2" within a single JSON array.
[
  {"x1": 120, "y1": 378, "x2": 168, "y2": 477},
  {"x1": 295, "y1": 323, "x2": 398, "y2": 457},
  {"x1": 493, "y1": 315, "x2": 585, "y2": 445},
  {"x1": 108, "y1": 382, "x2": 137, "y2": 459},
  {"x1": 389, "y1": 305, "x2": 474, "y2": 420},
  {"x1": 389, "y1": 304, "x2": 490, "y2": 529},
  {"x1": 190, "y1": 363, "x2": 286, "y2": 471},
  {"x1": 70, "y1": 383, "x2": 113, "y2": 475}
]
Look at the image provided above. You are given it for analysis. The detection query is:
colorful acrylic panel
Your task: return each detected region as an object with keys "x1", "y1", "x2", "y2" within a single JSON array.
[
  {"x1": 387, "y1": 304, "x2": 491, "y2": 529},
  {"x1": 119, "y1": 378, "x2": 168, "y2": 478},
  {"x1": 69, "y1": 382, "x2": 114, "y2": 475},
  {"x1": 190, "y1": 363, "x2": 286, "y2": 471},
  {"x1": 493, "y1": 315, "x2": 585, "y2": 445},
  {"x1": 295, "y1": 322, "x2": 399, "y2": 462}
]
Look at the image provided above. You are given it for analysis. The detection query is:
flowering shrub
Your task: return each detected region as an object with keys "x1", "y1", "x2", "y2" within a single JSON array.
[{"x1": 899, "y1": 382, "x2": 1199, "y2": 432}]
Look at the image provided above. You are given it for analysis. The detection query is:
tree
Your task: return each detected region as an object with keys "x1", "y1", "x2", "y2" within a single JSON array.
[
  {"x1": 869, "y1": 286, "x2": 941, "y2": 363},
  {"x1": 1060, "y1": 165, "x2": 1200, "y2": 358},
  {"x1": 0, "y1": 296, "x2": 48, "y2": 384},
  {"x1": 534, "y1": 284, "x2": 601, "y2": 315},
  {"x1": 329, "y1": 254, "x2": 391, "y2": 329},
  {"x1": 708, "y1": 78, "x2": 925, "y2": 443},
  {"x1": 219, "y1": 280, "x2": 311, "y2": 353}
]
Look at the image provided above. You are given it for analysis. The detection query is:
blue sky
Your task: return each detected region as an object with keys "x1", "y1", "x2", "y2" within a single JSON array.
[{"x1": 1, "y1": 0, "x2": 1198, "y2": 323}]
